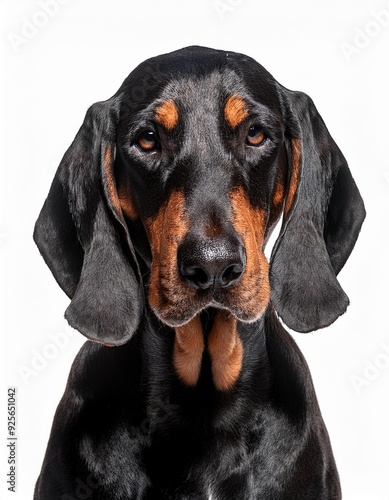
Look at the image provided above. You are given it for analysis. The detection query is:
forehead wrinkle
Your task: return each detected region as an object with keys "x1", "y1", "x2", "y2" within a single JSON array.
[
  {"x1": 160, "y1": 72, "x2": 227, "y2": 114},
  {"x1": 161, "y1": 74, "x2": 223, "y2": 154}
]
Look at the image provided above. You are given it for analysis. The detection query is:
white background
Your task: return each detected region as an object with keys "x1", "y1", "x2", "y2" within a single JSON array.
[{"x1": 1, "y1": 1, "x2": 388, "y2": 498}]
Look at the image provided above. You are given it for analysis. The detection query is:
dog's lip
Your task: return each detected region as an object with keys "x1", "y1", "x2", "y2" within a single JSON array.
[
  {"x1": 151, "y1": 296, "x2": 262, "y2": 328},
  {"x1": 150, "y1": 295, "x2": 223, "y2": 327}
]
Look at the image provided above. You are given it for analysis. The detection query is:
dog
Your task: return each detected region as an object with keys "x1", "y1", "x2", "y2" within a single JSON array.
[{"x1": 33, "y1": 46, "x2": 365, "y2": 499}]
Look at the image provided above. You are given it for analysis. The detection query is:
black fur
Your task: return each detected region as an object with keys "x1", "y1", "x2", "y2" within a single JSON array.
[{"x1": 33, "y1": 46, "x2": 365, "y2": 499}]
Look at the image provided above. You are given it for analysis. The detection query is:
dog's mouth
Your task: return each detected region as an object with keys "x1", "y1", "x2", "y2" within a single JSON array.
[
  {"x1": 146, "y1": 188, "x2": 271, "y2": 328},
  {"x1": 149, "y1": 273, "x2": 270, "y2": 328}
]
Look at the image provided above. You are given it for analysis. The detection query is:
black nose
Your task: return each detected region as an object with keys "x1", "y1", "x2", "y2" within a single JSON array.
[{"x1": 178, "y1": 234, "x2": 246, "y2": 290}]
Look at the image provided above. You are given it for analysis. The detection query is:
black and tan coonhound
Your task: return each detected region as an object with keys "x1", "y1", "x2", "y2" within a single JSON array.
[{"x1": 33, "y1": 46, "x2": 365, "y2": 499}]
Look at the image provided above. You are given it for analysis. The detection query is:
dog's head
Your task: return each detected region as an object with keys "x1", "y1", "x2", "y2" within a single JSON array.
[{"x1": 34, "y1": 46, "x2": 365, "y2": 346}]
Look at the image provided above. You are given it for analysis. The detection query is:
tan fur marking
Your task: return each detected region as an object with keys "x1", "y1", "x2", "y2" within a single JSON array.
[
  {"x1": 208, "y1": 312, "x2": 242, "y2": 391},
  {"x1": 229, "y1": 187, "x2": 271, "y2": 319},
  {"x1": 174, "y1": 315, "x2": 205, "y2": 386},
  {"x1": 147, "y1": 191, "x2": 190, "y2": 317},
  {"x1": 284, "y1": 138, "x2": 301, "y2": 216},
  {"x1": 264, "y1": 176, "x2": 286, "y2": 245},
  {"x1": 155, "y1": 99, "x2": 179, "y2": 130},
  {"x1": 103, "y1": 146, "x2": 122, "y2": 217},
  {"x1": 104, "y1": 146, "x2": 138, "y2": 220},
  {"x1": 118, "y1": 184, "x2": 138, "y2": 220},
  {"x1": 224, "y1": 95, "x2": 248, "y2": 128},
  {"x1": 272, "y1": 181, "x2": 285, "y2": 209}
]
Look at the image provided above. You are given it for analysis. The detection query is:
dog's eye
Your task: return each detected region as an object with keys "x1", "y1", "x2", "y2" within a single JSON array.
[
  {"x1": 246, "y1": 126, "x2": 266, "y2": 147},
  {"x1": 136, "y1": 130, "x2": 158, "y2": 151}
]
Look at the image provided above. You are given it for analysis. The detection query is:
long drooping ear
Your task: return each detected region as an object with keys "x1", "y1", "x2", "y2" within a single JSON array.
[
  {"x1": 270, "y1": 90, "x2": 366, "y2": 333},
  {"x1": 34, "y1": 98, "x2": 143, "y2": 345}
]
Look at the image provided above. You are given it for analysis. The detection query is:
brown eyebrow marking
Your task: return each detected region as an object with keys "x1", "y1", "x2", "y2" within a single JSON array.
[
  {"x1": 155, "y1": 99, "x2": 179, "y2": 130},
  {"x1": 224, "y1": 95, "x2": 248, "y2": 128}
]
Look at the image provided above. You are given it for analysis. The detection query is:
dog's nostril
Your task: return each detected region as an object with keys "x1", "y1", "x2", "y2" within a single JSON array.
[
  {"x1": 220, "y1": 263, "x2": 244, "y2": 287},
  {"x1": 181, "y1": 265, "x2": 212, "y2": 290},
  {"x1": 178, "y1": 235, "x2": 246, "y2": 291}
]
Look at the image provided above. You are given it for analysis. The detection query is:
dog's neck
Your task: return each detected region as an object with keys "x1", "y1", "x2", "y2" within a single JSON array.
[
  {"x1": 141, "y1": 306, "x2": 311, "y2": 441},
  {"x1": 143, "y1": 307, "x2": 273, "y2": 425}
]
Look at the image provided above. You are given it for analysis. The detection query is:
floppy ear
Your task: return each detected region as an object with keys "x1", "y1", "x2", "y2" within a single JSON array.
[
  {"x1": 34, "y1": 98, "x2": 143, "y2": 345},
  {"x1": 270, "y1": 90, "x2": 366, "y2": 333}
]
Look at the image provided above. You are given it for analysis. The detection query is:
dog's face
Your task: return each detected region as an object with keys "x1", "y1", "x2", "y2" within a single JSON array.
[
  {"x1": 34, "y1": 46, "x2": 365, "y2": 349},
  {"x1": 115, "y1": 62, "x2": 287, "y2": 327}
]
